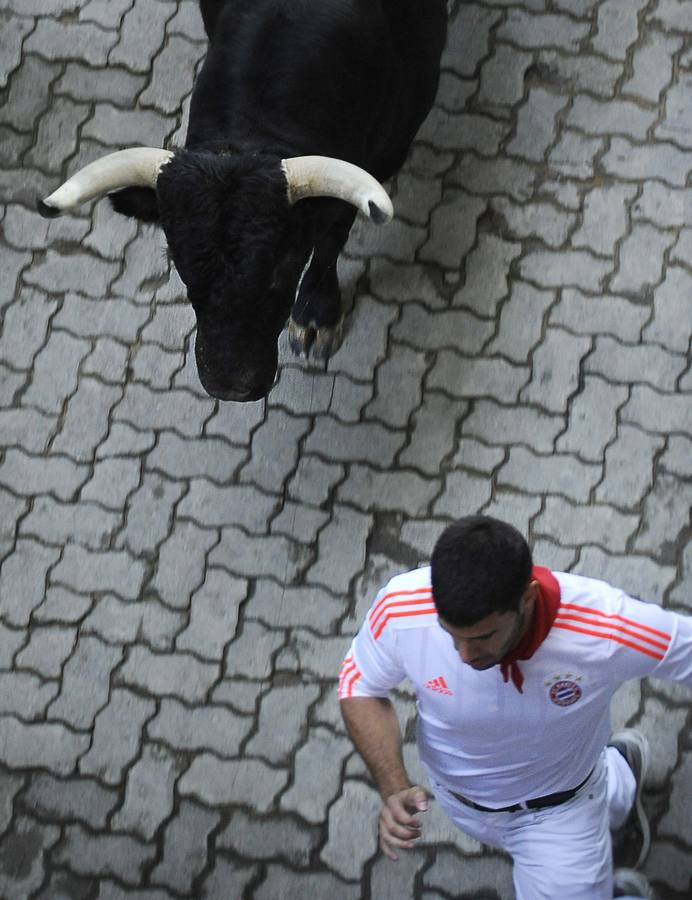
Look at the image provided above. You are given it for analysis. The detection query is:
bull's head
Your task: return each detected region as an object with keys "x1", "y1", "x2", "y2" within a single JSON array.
[{"x1": 37, "y1": 149, "x2": 392, "y2": 401}]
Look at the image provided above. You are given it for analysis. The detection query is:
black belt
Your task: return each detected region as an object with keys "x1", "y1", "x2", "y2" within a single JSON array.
[{"x1": 449, "y1": 768, "x2": 594, "y2": 813}]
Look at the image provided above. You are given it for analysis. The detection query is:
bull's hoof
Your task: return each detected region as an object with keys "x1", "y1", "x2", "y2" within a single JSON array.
[{"x1": 288, "y1": 317, "x2": 343, "y2": 361}]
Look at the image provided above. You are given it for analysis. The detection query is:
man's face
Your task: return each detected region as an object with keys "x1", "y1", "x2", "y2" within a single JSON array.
[{"x1": 438, "y1": 588, "x2": 535, "y2": 670}]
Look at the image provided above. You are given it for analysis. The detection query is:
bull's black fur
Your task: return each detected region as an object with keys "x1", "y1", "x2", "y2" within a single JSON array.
[{"x1": 112, "y1": 0, "x2": 447, "y2": 400}]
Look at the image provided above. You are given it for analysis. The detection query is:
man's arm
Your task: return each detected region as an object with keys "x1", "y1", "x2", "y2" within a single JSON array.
[{"x1": 341, "y1": 696, "x2": 429, "y2": 861}]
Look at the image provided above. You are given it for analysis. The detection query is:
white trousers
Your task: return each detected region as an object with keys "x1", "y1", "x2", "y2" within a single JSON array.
[{"x1": 430, "y1": 748, "x2": 637, "y2": 900}]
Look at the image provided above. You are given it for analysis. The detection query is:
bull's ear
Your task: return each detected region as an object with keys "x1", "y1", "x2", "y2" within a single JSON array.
[{"x1": 109, "y1": 186, "x2": 161, "y2": 224}]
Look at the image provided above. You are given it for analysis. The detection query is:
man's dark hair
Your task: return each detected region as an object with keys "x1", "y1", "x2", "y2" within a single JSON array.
[{"x1": 431, "y1": 515, "x2": 533, "y2": 626}]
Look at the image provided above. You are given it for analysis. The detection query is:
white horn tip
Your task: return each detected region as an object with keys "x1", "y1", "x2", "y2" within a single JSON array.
[
  {"x1": 368, "y1": 197, "x2": 393, "y2": 225},
  {"x1": 37, "y1": 198, "x2": 63, "y2": 219}
]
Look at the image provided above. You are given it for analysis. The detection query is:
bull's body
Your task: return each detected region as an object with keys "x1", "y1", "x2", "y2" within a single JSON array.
[{"x1": 44, "y1": 0, "x2": 447, "y2": 400}]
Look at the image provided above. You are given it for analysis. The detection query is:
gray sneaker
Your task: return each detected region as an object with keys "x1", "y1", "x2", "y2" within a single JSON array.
[
  {"x1": 613, "y1": 867, "x2": 656, "y2": 899},
  {"x1": 608, "y1": 729, "x2": 651, "y2": 870}
]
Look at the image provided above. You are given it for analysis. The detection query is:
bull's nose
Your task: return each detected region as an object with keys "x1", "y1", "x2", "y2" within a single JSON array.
[{"x1": 198, "y1": 374, "x2": 272, "y2": 402}]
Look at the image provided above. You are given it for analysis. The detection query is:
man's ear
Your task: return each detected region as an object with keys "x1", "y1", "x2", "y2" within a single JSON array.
[
  {"x1": 109, "y1": 186, "x2": 160, "y2": 224},
  {"x1": 521, "y1": 580, "x2": 539, "y2": 616}
]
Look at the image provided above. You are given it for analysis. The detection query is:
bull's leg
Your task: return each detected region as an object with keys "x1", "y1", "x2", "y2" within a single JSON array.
[{"x1": 289, "y1": 209, "x2": 357, "y2": 360}]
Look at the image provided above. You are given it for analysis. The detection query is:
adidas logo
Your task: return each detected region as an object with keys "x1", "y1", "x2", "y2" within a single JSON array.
[{"x1": 424, "y1": 675, "x2": 453, "y2": 695}]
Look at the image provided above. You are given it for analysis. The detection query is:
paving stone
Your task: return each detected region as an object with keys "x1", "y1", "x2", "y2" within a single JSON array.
[
  {"x1": 209, "y1": 524, "x2": 309, "y2": 584},
  {"x1": 632, "y1": 183, "x2": 692, "y2": 230},
  {"x1": 634, "y1": 697, "x2": 688, "y2": 789},
  {"x1": 557, "y1": 375, "x2": 628, "y2": 461},
  {"x1": 320, "y1": 779, "x2": 380, "y2": 879},
  {"x1": 0, "y1": 672, "x2": 57, "y2": 719},
  {"x1": 536, "y1": 49, "x2": 621, "y2": 98},
  {"x1": 111, "y1": 229, "x2": 172, "y2": 301},
  {"x1": 347, "y1": 208, "x2": 427, "y2": 262},
  {"x1": 549, "y1": 289, "x2": 648, "y2": 343},
  {"x1": 548, "y1": 130, "x2": 604, "y2": 179},
  {"x1": 270, "y1": 501, "x2": 330, "y2": 545},
  {"x1": 82, "y1": 595, "x2": 185, "y2": 650},
  {"x1": 256, "y1": 867, "x2": 361, "y2": 900},
  {"x1": 176, "y1": 569, "x2": 246, "y2": 659},
  {"x1": 0, "y1": 715, "x2": 89, "y2": 774},
  {"x1": 660, "y1": 435, "x2": 692, "y2": 478},
  {"x1": 57, "y1": 61, "x2": 146, "y2": 108},
  {"x1": 246, "y1": 581, "x2": 340, "y2": 634},
  {"x1": 431, "y1": 467, "x2": 492, "y2": 519},
  {"x1": 0, "y1": 290, "x2": 57, "y2": 371},
  {"x1": 622, "y1": 31, "x2": 682, "y2": 104},
  {"x1": 151, "y1": 520, "x2": 218, "y2": 611},
  {"x1": 116, "y1": 645, "x2": 219, "y2": 704},
  {"x1": 199, "y1": 857, "x2": 257, "y2": 900},
  {"x1": 0, "y1": 366, "x2": 23, "y2": 411},
  {"x1": 462, "y1": 400, "x2": 564, "y2": 452},
  {"x1": 450, "y1": 156, "x2": 537, "y2": 203},
  {"x1": 369, "y1": 848, "x2": 428, "y2": 900},
  {"x1": 441, "y1": 4, "x2": 500, "y2": 77},
  {"x1": 418, "y1": 191, "x2": 487, "y2": 269},
  {"x1": 54, "y1": 293, "x2": 150, "y2": 344},
  {"x1": 268, "y1": 367, "x2": 335, "y2": 418},
  {"x1": 399, "y1": 394, "x2": 464, "y2": 476},
  {"x1": 634, "y1": 475, "x2": 692, "y2": 558},
  {"x1": 151, "y1": 798, "x2": 220, "y2": 892},
  {"x1": 498, "y1": 446, "x2": 600, "y2": 502},
  {"x1": 367, "y1": 344, "x2": 429, "y2": 429},
  {"x1": 111, "y1": 742, "x2": 184, "y2": 840},
  {"x1": 0, "y1": 769, "x2": 24, "y2": 838},
  {"x1": 567, "y1": 96, "x2": 657, "y2": 142},
  {"x1": 643, "y1": 267, "x2": 692, "y2": 354},
  {"x1": 306, "y1": 505, "x2": 371, "y2": 594},
  {"x1": 81, "y1": 457, "x2": 141, "y2": 509},
  {"x1": 482, "y1": 490, "x2": 543, "y2": 536},
  {"x1": 205, "y1": 397, "x2": 265, "y2": 446},
  {"x1": 23, "y1": 773, "x2": 119, "y2": 829},
  {"x1": 246, "y1": 681, "x2": 321, "y2": 765},
  {"x1": 424, "y1": 849, "x2": 514, "y2": 897},
  {"x1": 656, "y1": 71, "x2": 692, "y2": 149},
  {"x1": 519, "y1": 249, "x2": 610, "y2": 291},
  {"x1": 595, "y1": 425, "x2": 664, "y2": 509},
  {"x1": 15, "y1": 626, "x2": 76, "y2": 679},
  {"x1": 419, "y1": 108, "x2": 507, "y2": 156},
  {"x1": 574, "y1": 547, "x2": 676, "y2": 605},
  {"x1": 147, "y1": 697, "x2": 252, "y2": 759},
  {"x1": 218, "y1": 809, "x2": 320, "y2": 868},
  {"x1": 0, "y1": 623, "x2": 25, "y2": 669},
  {"x1": 369, "y1": 259, "x2": 445, "y2": 311},
  {"x1": 2, "y1": 206, "x2": 53, "y2": 251},
  {"x1": 140, "y1": 303, "x2": 196, "y2": 352},
  {"x1": 287, "y1": 456, "x2": 345, "y2": 507},
  {"x1": 168, "y1": 0, "x2": 207, "y2": 41},
  {"x1": 591, "y1": 0, "x2": 648, "y2": 60},
  {"x1": 82, "y1": 338, "x2": 130, "y2": 385},
  {"x1": 280, "y1": 725, "x2": 353, "y2": 824},
  {"x1": 0, "y1": 13, "x2": 32, "y2": 90},
  {"x1": 0, "y1": 448, "x2": 89, "y2": 502},
  {"x1": 586, "y1": 336, "x2": 685, "y2": 391},
  {"x1": 224, "y1": 620, "x2": 284, "y2": 680},
  {"x1": 610, "y1": 225, "x2": 674, "y2": 296},
  {"x1": 392, "y1": 304, "x2": 492, "y2": 356},
  {"x1": 671, "y1": 228, "x2": 692, "y2": 266},
  {"x1": 602, "y1": 137, "x2": 690, "y2": 188},
  {"x1": 0, "y1": 245, "x2": 30, "y2": 315},
  {"x1": 534, "y1": 496, "x2": 638, "y2": 553},
  {"x1": 453, "y1": 234, "x2": 522, "y2": 316},
  {"x1": 179, "y1": 754, "x2": 288, "y2": 809},
  {"x1": 478, "y1": 43, "x2": 532, "y2": 108},
  {"x1": 26, "y1": 97, "x2": 91, "y2": 173},
  {"x1": 305, "y1": 417, "x2": 405, "y2": 467},
  {"x1": 498, "y1": 9, "x2": 589, "y2": 50},
  {"x1": 0, "y1": 540, "x2": 61, "y2": 628},
  {"x1": 646, "y1": 841, "x2": 692, "y2": 894},
  {"x1": 131, "y1": 343, "x2": 184, "y2": 389},
  {"x1": 327, "y1": 295, "x2": 398, "y2": 381},
  {"x1": 51, "y1": 545, "x2": 147, "y2": 599},
  {"x1": 175, "y1": 480, "x2": 278, "y2": 532},
  {"x1": 649, "y1": 0, "x2": 692, "y2": 30},
  {"x1": 239, "y1": 409, "x2": 311, "y2": 493},
  {"x1": 622, "y1": 385, "x2": 692, "y2": 435},
  {"x1": 571, "y1": 184, "x2": 637, "y2": 256},
  {"x1": 54, "y1": 824, "x2": 156, "y2": 886},
  {"x1": 531, "y1": 539, "x2": 578, "y2": 572},
  {"x1": 22, "y1": 330, "x2": 90, "y2": 415},
  {"x1": 0, "y1": 487, "x2": 26, "y2": 562},
  {"x1": 491, "y1": 197, "x2": 575, "y2": 249},
  {"x1": 0, "y1": 816, "x2": 60, "y2": 900},
  {"x1": 22, "y1": 496, "x2": 120, "y2": 553},
  {"x1": 32, "y1": 587, "x2": 92, "y2": 626},
  {"x1": 488, "y1": 282, "x2": 555, "y2": 363},
  {"x1": 507, "y1": 88, "x2": 568, "y2": 163},
  {"x1": 26, "y1": 17, "x2": 117, "y2": 63},
  {"x1": 116, "y1": 472, "x2": 184, "y2": 556},
  {"x1": 140, "y1": 33, "x2": 200, "y2": 114},
  {"x1": 108, "y1": 0, "x2": 174, "y2": 73},
  {"x1": 392, "y1": 172, "x2": 444, "y2": 226},
  {"x1": 430, "y1": 351, "x2": 529, "y2": 404},
  {"x1": 79, "y1": 688, "x2": 156, "y2": 786},
  {"x1": 114, "y1": 383, "x2": 214, "y2": 437},
  {"x1": 0, "y1": 55, "x2": 57, "y2": 132},
  {"x1": 25, "y1": 249, "x2": 121, "y2": 300},
  {"x1": 48, "y1": 635, "x2": 123, "y2": 731}
]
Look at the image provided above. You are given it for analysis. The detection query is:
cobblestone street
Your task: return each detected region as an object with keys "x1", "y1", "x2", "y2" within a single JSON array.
[{"x1": 0, "y1": 0, "x2": 691, "y2": 897}]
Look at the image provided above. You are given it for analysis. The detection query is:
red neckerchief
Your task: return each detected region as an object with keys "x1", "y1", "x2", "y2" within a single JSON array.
[{"x1": 499, "y1": 566, "x2": 560, "y2": 694}]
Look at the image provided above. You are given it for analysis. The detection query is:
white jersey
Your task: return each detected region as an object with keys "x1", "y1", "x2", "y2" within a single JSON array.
[{"x1": 339, "y1": 566, "x2": 692, "y2": 808}]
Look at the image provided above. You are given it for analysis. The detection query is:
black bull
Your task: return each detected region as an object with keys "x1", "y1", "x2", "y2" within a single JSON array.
[{"x1": 38, "y1": 0, "x2": 447, "y2": 401}]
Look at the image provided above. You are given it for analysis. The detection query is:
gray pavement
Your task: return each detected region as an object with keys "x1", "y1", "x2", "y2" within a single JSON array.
[{"x1": 0, "y1": 0, "x2": 691, "y2": 897}]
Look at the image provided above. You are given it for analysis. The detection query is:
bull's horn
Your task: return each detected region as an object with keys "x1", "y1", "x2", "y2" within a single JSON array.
[
  {"x1": 281, "y1": 156, "x2": 393, "y2": 224},
  {"x1": 37, "y1": 148, "x2": 174, "y2": 218}
]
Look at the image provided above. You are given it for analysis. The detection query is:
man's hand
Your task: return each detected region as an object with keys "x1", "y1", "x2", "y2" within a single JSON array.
[{"x1": 379, "y1": 785, "x2": 429, "y2": 861}]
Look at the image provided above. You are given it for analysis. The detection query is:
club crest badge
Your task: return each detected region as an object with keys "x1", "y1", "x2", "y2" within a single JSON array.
[{"x1": 546, "y1": 673, "x2": 583, "y2": 707}]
